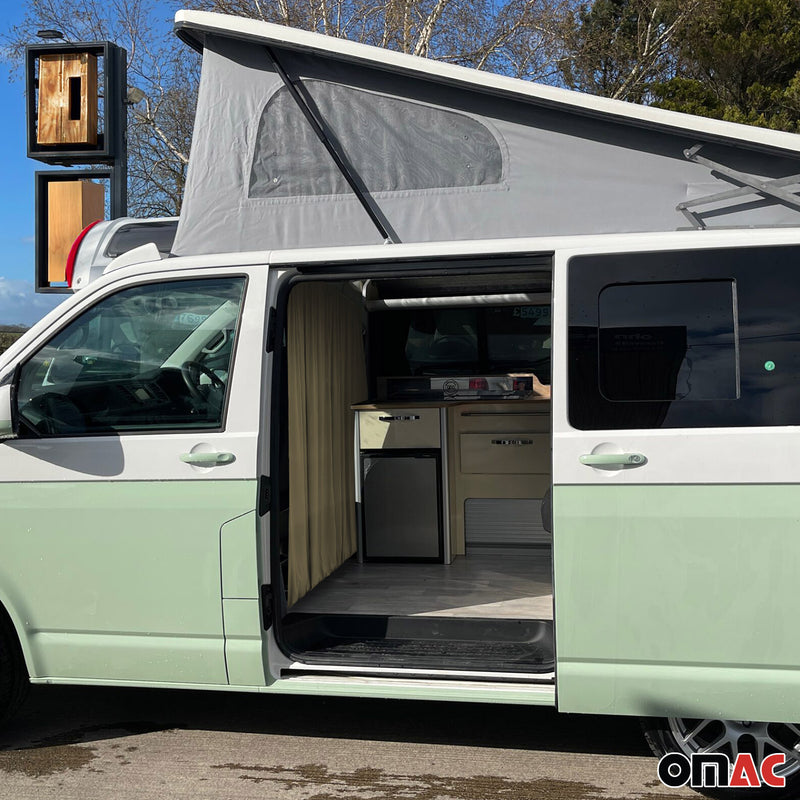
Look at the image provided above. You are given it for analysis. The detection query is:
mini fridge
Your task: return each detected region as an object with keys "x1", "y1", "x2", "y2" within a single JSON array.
[{"x1": 361, "y1": 450, "x2": 443, "y2": 562}]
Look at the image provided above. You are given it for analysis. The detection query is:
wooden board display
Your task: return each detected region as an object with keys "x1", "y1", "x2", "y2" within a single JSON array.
[
  {"x1": 47, "y1": 181, "x2": 105, "y2": 282},
  {"x1": 37, "y1": 53, "x2": 98, "y2": 146}
]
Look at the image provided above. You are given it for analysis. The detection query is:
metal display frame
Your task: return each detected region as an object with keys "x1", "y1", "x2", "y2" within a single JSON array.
[
  {"x1": 26, "y1": 41, "x2": 128, "y2": 291},
  {"x1": 34, "y1": 169, "x2": 112, "y2": 294}
]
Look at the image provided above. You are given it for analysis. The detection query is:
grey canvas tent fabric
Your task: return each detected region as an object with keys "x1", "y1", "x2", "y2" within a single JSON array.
[{"x1": 172, "y1": 26, "x2": 800, "y2": 257}]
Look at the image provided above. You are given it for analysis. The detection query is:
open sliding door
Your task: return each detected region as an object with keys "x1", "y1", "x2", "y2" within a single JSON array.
[{"x1": 552, "y1": 242, "x2": 800, "y2": 723}]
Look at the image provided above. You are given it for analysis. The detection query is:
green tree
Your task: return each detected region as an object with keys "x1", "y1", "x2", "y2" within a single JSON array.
[
  {"x1": 651, "y1": 0, "x2": 800, "y2": 131},
  {"x1": 560, "y1": 0, "x2": 703, "y2": 101}
]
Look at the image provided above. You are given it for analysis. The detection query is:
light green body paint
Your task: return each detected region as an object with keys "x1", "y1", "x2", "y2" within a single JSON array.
[
  {"x1": 554, "y1": 484, "x2": 800, "y2": 722},
  {"x1": 0, "y1": 480, "x2": 256, "y2": 685},
  {"x1": 3, "y1": 481, "x2": 556, "y2": 707},
  {"x1": 220, "y1": 511, "x2": 266, "y2": 686}
]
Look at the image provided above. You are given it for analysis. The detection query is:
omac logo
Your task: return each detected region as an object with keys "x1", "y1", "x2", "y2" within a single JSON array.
[{"x1": 658, "y1": 752, "x2": 786, "y2": 790}]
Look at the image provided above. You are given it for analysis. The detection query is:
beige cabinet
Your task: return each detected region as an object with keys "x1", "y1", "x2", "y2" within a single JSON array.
[
  {"x1": 446, "y1": 402, "x2": 551, "y2": 555},
  {"x1": 459, "y1": 433, "x2": 550, "y2": 474},
  {"x1": 357, "y1": 408, "x2": 440, "y2": 449}
]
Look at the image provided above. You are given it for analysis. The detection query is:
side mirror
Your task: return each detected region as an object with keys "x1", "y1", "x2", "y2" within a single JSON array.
[{"x1": 0, "y1": 383, "x2": 18, "y2": 440}]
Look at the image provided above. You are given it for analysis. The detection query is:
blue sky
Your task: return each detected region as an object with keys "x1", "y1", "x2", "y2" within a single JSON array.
[{"x1": 0, "y1": 6, "x2": 67, "y2": 326}]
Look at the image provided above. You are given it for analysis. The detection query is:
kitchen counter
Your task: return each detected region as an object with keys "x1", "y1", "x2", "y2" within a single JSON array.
[{"x1": 351, "y1": 397, "x2": 549, "y2": 410}]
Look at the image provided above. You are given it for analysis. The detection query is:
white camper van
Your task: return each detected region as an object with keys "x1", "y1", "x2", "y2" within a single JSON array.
[{"x1": 5, "y1": 11, "x2": 800, "y2": 798}]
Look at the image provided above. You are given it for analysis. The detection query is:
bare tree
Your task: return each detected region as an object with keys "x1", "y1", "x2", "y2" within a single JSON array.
[
  {"x1": 5, "y1": 0, "x2": 572, "y2": 216},
  {"x1": 185, "y1": 0, "x2": 571, "y2": 80}
]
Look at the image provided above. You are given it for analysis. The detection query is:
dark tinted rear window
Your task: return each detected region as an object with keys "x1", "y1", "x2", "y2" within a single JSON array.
[
  {"x1": 568, "y1": 246, "x2": 800, "y2": 430},
  {"x1": 105, "y1": 221, "x2": 178, "y2": 258}
]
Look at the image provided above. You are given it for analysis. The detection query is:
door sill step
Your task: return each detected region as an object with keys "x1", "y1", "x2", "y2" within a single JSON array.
[{"x1": 283, "y1": 662, "x2": 555, "y2": 684}]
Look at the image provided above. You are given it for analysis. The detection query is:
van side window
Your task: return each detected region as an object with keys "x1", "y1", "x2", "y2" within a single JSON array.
[
  {"x1": 568, "y1": 245, "x2": 800, "y2": 430},
  {"x1": 17, "y1": 277, "x2": 246, "y2": 437},
  {"x1": 598, "y1": 280, "x2": 738, "y2": 402}
]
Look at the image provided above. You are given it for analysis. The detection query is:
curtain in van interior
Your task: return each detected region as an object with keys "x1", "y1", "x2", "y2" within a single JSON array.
[{"x1": 287, "y1": 282, "x2": 367, "y2": 606}]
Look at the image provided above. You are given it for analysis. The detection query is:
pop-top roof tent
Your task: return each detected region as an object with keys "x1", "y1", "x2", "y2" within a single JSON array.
[{"x1": 171, "y1": 10, "x2": 800, "y2": 256}]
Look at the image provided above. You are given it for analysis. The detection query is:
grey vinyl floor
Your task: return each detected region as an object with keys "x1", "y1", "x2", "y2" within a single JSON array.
[{"x1": 290, "y1": 549, "x2": 554, "y2": 620}]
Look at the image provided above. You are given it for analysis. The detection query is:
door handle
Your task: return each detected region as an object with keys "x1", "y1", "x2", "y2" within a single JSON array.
[
  {"x1": 180, "y1": 451, "x2": 236, "y2": 466},
  {"x1": 579, "y1": 453, "x2": 647, "y2": 467}
]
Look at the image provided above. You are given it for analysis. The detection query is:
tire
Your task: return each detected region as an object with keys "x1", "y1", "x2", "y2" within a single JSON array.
[
  {"x1": 641, "y1": 717, "x2": 800, "y2": 799},
  {"x1": 0, "y1": 610, "x2": 29, "y2": 725}
]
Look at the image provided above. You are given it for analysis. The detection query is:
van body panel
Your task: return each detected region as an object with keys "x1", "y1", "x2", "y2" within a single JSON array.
[
  {"x1": 222, "y1": 598, "x2": 266, "y2": 686},
  {"x1": 221, "y1": 511, "x2": 266, "y2": 685},
  {"x1": 0, "y1": 480, "x2": 255, "y2": 682},
  {"x1": 2, "y1": 432, "x2": 258, "y2": 482},
  {"x1": 221, "y1": 510, "x2": 260, "y2": 599},
  {"x1": 553, "y1": 484, "x2": 800, "y2": 720}
]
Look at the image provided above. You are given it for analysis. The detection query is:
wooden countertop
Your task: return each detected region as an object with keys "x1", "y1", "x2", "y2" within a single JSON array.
[{"x1": 351, "y1": 398, "x2": 550, "y2": 410}]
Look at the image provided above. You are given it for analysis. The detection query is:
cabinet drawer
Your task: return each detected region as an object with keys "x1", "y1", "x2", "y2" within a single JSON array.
[
  {"x1": 459, "y1": 433, "x2": 549, "y2": 474},
  {"x1": 358, "y1": 408, "x2": 441, "y2": 449}
]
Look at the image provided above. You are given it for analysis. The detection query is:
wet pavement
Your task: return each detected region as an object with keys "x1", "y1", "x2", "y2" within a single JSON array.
[{"x1": 0, "y1": 684, "x2": 696, "y2": 799}]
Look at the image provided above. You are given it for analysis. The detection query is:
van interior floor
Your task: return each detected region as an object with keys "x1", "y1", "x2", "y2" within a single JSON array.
[
  {"x1": 290, "y1": 551, "x2": 553, "y2": 619},
  {"x1": 282, "y1": 551, "x2": 554, "y2": 674}
]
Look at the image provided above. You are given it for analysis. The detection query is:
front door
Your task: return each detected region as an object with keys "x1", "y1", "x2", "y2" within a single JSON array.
[
  {"x1": 552, "y1": 242, "x2": 800, "y2": 723},
  {"x1": 0, "y1": 268, "x2": 265, "y2": 684}
]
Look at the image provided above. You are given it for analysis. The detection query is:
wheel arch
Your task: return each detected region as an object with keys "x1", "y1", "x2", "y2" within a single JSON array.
[{"x1": 0, "y1": 591, "x2": 36, "y2": 679}]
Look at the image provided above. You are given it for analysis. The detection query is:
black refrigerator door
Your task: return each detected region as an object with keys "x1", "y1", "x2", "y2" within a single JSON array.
[{"x1": 362, "y1": 452, "x2": 443, "y2": 561}]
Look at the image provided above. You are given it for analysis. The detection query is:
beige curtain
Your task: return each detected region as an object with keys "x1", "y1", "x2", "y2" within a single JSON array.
[{"x1": 287, "y1": 282, "x2": 367, "y2": 606}]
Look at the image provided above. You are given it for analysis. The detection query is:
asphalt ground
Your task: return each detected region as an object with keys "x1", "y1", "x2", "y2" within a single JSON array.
[{"x1": 0, "y1": 683, "x2": 697, "y2": 799}]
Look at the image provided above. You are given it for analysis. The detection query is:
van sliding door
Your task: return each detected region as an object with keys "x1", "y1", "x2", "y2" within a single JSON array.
[{"x1": 552, "y1": 243, "x2": 800, "y2": 722}]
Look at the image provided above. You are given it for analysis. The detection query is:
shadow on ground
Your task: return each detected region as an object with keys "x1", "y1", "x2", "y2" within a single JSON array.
[{"x1": 0, "y1": 683, "x2": 652, "y2": 759}]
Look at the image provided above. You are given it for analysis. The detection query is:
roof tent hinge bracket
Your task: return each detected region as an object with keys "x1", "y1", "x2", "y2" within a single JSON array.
[
  {"x1": 678, "y1": 144, "x2": 800, "y2": 229},
  {"x1": 264, "y1": 45, "x2": 400, "y2": 245}
]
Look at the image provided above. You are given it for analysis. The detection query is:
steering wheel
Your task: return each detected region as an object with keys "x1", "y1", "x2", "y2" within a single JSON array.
[
  {"x1": 428, "y1": 336, "x2": 476, "y2": 360},
  {"x1": 180, "y1": 360, "x2": 225, "y2": 401}
]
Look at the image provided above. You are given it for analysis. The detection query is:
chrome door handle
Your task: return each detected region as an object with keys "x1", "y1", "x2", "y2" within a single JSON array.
[
  {"x1": 579, "y1": 453, "x2": 647, "y2": 467},
  {"x1": 180, "y1": 452, "x2": 236, "y2": 466}
]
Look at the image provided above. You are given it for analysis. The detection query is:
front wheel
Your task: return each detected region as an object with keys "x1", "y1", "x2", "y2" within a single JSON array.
[
  {"x1": 642, "y1": 717, "x2": 800, "y2": 799},
  {"x1": 0, "y1": 612, "x2": 29, "y2": 725}
]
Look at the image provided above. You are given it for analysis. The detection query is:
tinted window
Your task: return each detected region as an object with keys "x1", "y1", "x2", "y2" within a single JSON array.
[
  {"x1": 105, "y1": 220, "x2": 178, "y2": 257},
  {"x1": 17, "y1": 277, "x2": 246, "y2": 436},
  {"x1": 598, "y1": 281, "x2": 738, "y2": 402},
  {"x1": 370, "y1": 305, "x2": 551, "y2": 380},
  {"x1": 568, "y1": 246, "x2": 800, "y2": 430},
  {"x1": 405, "y1": 309, "x2": 479, "y2": 373},
  {"x1": 487, "y1": 305, "x2": 551, "y2": 373}
]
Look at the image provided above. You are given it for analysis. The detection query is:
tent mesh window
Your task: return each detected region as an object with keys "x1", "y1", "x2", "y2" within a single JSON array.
[{"x1": 249, "y1": 81, "x2": 504, "y2": 198}]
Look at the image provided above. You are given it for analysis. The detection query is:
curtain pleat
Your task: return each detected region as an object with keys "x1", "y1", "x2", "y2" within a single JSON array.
[{"x1": 287, "y1": 283, "x2": 367, "y2": 606}]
